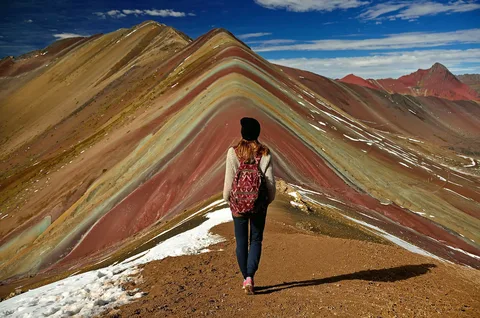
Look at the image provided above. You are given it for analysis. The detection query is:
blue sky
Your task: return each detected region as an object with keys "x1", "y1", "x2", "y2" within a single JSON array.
[{"x1": 1, "y1": 0, "x2": 479, "y2": 78}]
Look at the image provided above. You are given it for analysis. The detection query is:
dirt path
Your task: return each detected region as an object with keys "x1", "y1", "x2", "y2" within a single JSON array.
[{"x1": 104, "y1": 209, "x2": 480, "y2": 317}]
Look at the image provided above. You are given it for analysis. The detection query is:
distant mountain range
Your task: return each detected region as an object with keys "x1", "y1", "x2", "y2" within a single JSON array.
[
  {"x1": 339, "y1": 63, "x2": 480, "y2": 101},
  {"x1": 457, "y1": 74, "x2": 480, "y2": 95},
  {"x1": 1, "y1": 21, "x2": 479, "y2": 289}
]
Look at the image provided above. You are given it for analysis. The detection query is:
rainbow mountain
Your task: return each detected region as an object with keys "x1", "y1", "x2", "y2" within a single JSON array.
[{"x1": 0, "y1": 21, "x2": 479, "y2": 289}]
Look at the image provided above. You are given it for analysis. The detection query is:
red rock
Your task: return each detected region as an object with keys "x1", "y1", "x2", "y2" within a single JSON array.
[
  {"x1": 337, "y1": 63, "x2": 480, "y2": 101},
  {"x1": 339, "y1": 74, "x2": 380, "y2": 91}
]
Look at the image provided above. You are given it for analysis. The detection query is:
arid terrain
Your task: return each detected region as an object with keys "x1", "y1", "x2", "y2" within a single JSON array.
[
  {"x1": 0, "y1": 20, "x2": 479, "y2": 317},
  {"x1": 104, "y1": 197, "x2": 480, "y2": 317}
]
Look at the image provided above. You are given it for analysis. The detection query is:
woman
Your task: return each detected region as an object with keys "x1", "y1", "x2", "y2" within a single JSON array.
[{"x1": 223, "y1": 117, "x2": 276, "y2": 295}]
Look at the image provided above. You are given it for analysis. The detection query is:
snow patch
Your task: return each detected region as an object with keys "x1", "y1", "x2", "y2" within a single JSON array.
[
  {"x1": 443, "y1": 188, "x2": 472, "y2": 201},
  {"x1": 411, "y1": 211, "x2": 426, "y2": 216},
  {"x1": 303, "y1": 90, "x2": 314, "y2": 98},
  {"x1": 288, "y1": 192, "x2": 299, "y2": 199},
  {"x1": 290, "y1": 201, "x2": 304, "y2": 208},
  {"x1": 309, "y1": 123, "x2": 326, "y2": 133},
  {"x1": 343, "y1": 134, "x2": 359, "y2": 141},
  {"x1": 289, "y1": 184, "x2": 322, "y2": 196},
  {"x1": 408, "y1": 138, "x2": 423, "y2": 143},
  {"x1": 436, "y1": 175, "x2": 446, "y2": 182},
  {"x1": 301, "y1": 195, "x2": 341, "y2": 211},
  {"x1": 357, "y1": 212, "x2": 380, "y2": 221},
  {"x1": 452, "y1": 172, "x2": 474, "y2": 183},
  {"x1": 342, "y1": 215, "x2": 446, "y2": 262},
  {"x1": 446, "y1": 245, "x2": 480, "y2": 260},
  {"x1": 0, "y1": 205, "x2": 232, "y2": 318},
  {"x1": 457, "y1": 155, "x2": 476, "y2": 168},
  {"x1": 399, "y1": 162, "x2": 411, "y2": 169}
]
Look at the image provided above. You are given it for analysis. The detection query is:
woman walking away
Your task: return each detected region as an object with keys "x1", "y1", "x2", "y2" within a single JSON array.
[{"x1": 223, "y1": 117, "x2": 276, "y2": 295}]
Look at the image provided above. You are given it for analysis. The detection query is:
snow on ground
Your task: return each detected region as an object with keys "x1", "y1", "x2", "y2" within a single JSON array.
[
  {"x1": 457, "y1": 155, "x2": 477, "y2": 168},
  {"x1": 290, "y1": 201, "x2": 304, "y2": 208},
  {"x1": 399, "y1": 162, "x2": 411, "y2": 169},
  {"x1": 288, "y1": 183, "x2": 322, "y2": 196},
  {"x1": 0, "y1": 204, "x2": 232, "y2": 318},
  {"x1": 309, "y1": 123, "x2": 326, "y2": 133},
  {"x1": 342, "y1": 215, "x2": 448, "y2": 263},
  {"x1": 288, "y1": 192, "x2": 299, "y2": 199},
  {"x1": 446, "y1": 245, "x2": 480, "y2": 260},
  {"x1": 443, "y1": 188, "x2": 473, "y2": 201},
  {"x1": 286, "y1": 184, "x2": 453, "y2": 264}
]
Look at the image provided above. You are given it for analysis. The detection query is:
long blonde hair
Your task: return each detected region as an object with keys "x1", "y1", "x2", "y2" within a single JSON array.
[{"x1": 235, "y1": 139, "x2": 270, "y2": 163}]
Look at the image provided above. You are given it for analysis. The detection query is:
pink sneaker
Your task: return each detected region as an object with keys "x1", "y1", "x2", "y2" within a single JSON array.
[{"x1": 244, "y1": 277, "x2": 254, "y2": 295}]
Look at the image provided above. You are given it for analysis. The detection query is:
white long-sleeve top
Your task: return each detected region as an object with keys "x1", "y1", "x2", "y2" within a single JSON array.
[{"x1": 223, "y1": 147, "x2": 276, "y2": 205}]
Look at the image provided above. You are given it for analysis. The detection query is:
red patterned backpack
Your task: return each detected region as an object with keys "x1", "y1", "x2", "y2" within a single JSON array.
[{"x1": 229, "y1": 147, "x2": 268, "y2": 215}]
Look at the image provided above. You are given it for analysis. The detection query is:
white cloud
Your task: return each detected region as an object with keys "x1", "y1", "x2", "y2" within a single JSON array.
[
  {"x1": 254, "y1": 0, "x2": 369, "y2": 12},
  {"x1": 253, "y1": 28, "x2": 480, "y2": 51},
  {"x1": 269, "y1": 48, "x2": 480, "y2": 79},
  {"x1": 53, "y1": 33, "x2": 86, "y2": 39},
  {"x1": 107, "y1": 10, "x2": 126, "y2": 18},
  {"x1": 25, "y1": 19, "x2": 33, "y2": 23},
  {"x1": 94, "y1": 8, "x2": 192, "y2": 18},
  {"x1": 359, "y1": 2, "x2": 408, "y2": 19},
  {"x1": 107, "y1": 10, "x2": 120, "y2": 16},
  {"x1": 93, "y1": 12, "x2": 106, "y2": 18},
  {"x1": 122, "y1": 9, "x2": 143, "y2": 15},
  {"x1": 238, "y1": 32, "x2": 272, "y2": 40},
  {"x1": 248, "y1": 39, "x2": 297, "y2": 45},
  {"x1": 359, "y1": 1, "x2": 480, "y2": 21},
  {"x1": 144, "y1": 9, "x2": 186, "y2": 17}
]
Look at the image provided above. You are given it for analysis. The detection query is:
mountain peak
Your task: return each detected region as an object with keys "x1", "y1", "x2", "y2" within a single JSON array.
[
  {"x1": 139, "y1": 20, "x2": 166, "y2": 27},
  {"x1": 337, "y1": 62, "x2": 479, "y2": 101},
  {"x1": 342, "y1": 73, "x2": 359, "y2": 79},
  {"x1": 339, "y1": 73, "x2": 379, "y2": 90},
  {"x1": 430, "y1": 62, "x2": 449, "y2": 73}
]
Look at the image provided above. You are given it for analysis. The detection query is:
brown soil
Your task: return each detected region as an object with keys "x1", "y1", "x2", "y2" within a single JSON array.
[{"x1": 103, "y1": 208, "x2": 480, "y2": 318}]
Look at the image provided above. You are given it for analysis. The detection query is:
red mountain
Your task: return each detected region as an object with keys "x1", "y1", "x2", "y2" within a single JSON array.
[
  {"x1": 339, "y1": 63, "x2": 480, "y2": 101},
  {"x1": 339, "y1": 74, "x2": 379, "y2": 90},
  {"x1": 458, "y1": 73, "x2": 480, "y2": 94}
]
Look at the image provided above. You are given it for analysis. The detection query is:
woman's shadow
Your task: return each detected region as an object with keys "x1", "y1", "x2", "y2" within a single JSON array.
[{"x1": 255, "y1": 263, "x2": 436, "y2": 294}]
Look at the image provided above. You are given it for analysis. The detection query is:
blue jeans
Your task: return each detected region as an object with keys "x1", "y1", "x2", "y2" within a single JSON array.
[{"x1": 233, "y1": 210, "x2": 267, "y2": 279}]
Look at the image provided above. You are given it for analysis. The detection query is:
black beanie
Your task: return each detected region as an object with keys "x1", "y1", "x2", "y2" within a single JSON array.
[{"x1": 240, "y1": 117, "x2": 261, "y2": 141}]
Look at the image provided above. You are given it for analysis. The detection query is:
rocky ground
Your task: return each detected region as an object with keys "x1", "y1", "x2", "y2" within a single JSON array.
[{"x1": 104, "y1": 205, "x2": 480, "y2": 318}]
